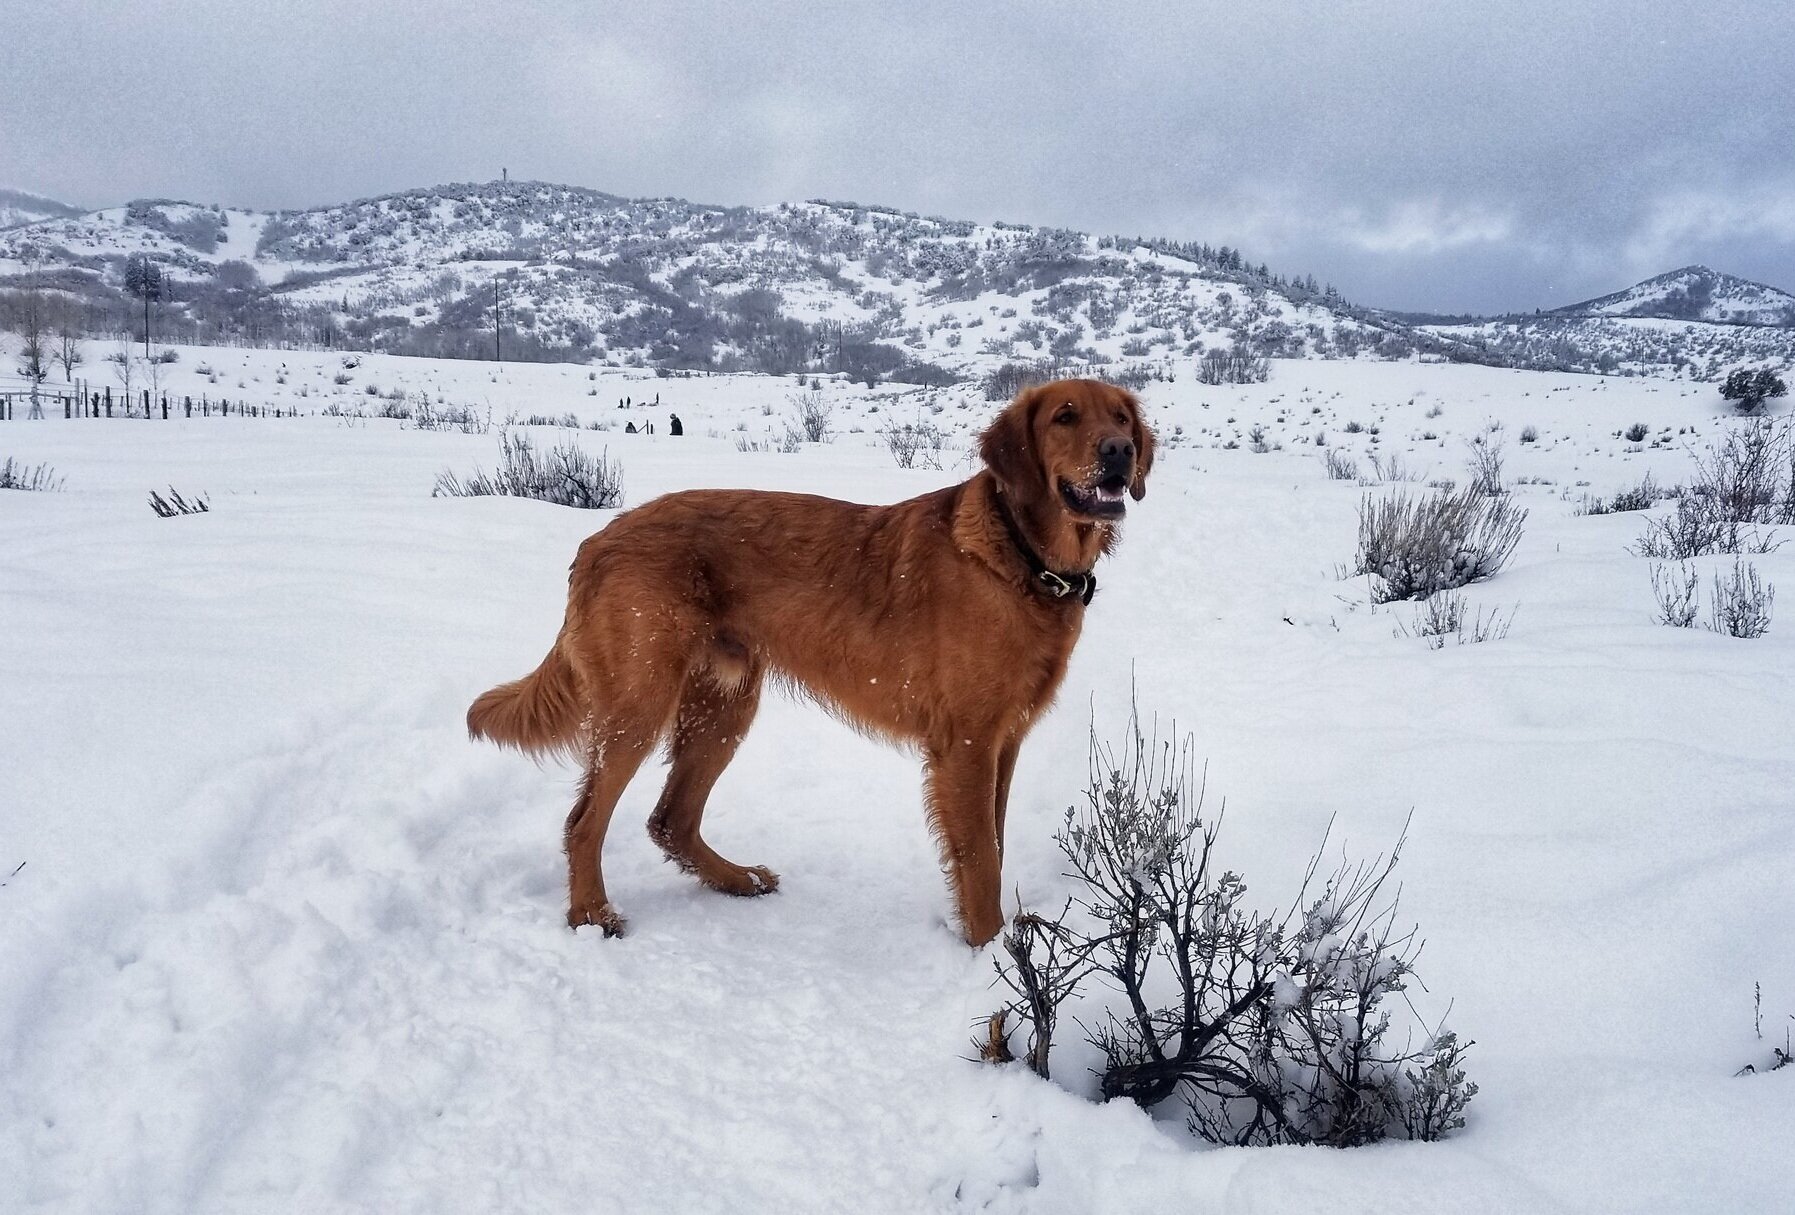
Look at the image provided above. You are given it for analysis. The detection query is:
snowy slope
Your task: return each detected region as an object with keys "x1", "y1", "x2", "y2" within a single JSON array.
[
  {"x1": 0, "y1": 188, "x2": 84, "y2": 231},
  {"x1": 0, "y1": 181, "x2": 1440, "y2": 374},
  {"x1": 1555, "y1": 265, "x2": 1795, "y2": 327},
  {"x1": 2, "y1": 354, "x2": 1792, "y2": 1213}
]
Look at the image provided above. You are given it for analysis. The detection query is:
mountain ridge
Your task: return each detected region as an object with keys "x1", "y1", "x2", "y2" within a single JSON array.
[{"x1": 1, "y1": 178, "x2": 1790, "y2": 381}]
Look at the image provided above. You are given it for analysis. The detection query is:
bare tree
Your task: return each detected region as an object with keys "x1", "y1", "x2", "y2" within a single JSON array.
[
  {"x1": 53, "y1": 303, "x2": 84, "y2": 382},
  {"x1": 144, "y1": 338, "x2": 167, "y2": 411},
  {"x1": 109, "y1": 334, "x2": 138, "y2": 409},
  {"x1": 16, "y1": 298, "x2": 50, "y2": 417}
]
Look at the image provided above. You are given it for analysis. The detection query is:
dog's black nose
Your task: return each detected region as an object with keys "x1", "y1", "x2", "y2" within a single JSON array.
[{"x1": 1098, "y1": 436, "x2": 1135, "y2": 467}]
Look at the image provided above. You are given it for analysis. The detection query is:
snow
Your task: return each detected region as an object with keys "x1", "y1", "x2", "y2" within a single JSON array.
[{"x1": 3, "y1": 349, "x2": 1793, "y2": 1213}]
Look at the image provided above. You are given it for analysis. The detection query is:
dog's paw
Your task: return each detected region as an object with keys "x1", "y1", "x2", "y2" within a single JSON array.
[
  {"x1": 567, "y1": 902, "x2": 627, "y2": 937},
  {"x1": 709, "y1": 863, "x2": 780, "y2": 897}
]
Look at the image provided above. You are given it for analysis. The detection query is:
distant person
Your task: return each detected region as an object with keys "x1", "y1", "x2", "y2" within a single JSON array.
[{"x1": 669, "y1": 413, "x2": 683, "y2": 436}]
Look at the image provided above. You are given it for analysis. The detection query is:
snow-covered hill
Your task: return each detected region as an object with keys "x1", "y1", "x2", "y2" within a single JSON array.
[
  {"x1": 0, "y1": 180, "x2": 1445, "y2": 376},
  {"x1": 6, "y1": 181, "x2": 1793, "y2": 383},
  {"x1": 1555, "y1": 265, "x2": 1795, "y2": 327},
  {"x1": 0, "y1": 188, "x2": 84, "y2": 231}
]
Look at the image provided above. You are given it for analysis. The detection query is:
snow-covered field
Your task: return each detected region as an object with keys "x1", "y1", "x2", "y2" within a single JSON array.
[{"x1": 3, "y1": 350, "x2": 1791, "y2": 1213}]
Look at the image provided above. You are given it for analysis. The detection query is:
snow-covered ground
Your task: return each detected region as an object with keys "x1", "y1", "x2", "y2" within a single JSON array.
[{"x1": 2, "y1": 350, "x2": 1792, "y2": 1213}]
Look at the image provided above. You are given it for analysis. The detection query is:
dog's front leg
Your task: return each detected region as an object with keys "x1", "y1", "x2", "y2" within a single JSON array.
[{"x1": 924, "y1": 739, "x2": 1005, "y2": 947}]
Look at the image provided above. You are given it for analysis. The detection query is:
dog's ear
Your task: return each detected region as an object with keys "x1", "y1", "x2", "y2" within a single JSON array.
[
  {"x1": 980, "y1": 385, "x2": 1046, "y2": 495},
  {"x1": 1127, "y1": 394, "x2": 1156, "y2": 501}
]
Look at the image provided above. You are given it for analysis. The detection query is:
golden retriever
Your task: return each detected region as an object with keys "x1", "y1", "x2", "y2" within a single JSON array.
[{"x1": 468, "y1": 379, "x2": 1153, "y2": 945}]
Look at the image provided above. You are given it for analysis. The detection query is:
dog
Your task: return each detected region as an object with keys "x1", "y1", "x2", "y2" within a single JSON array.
[{"x1": 467, "y1": 378, "x2": 1154, "y2": 946}]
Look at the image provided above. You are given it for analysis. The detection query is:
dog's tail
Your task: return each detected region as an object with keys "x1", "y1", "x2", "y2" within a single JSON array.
[{"x1": 467, "y1": 640, "x2": 585, "y2": 759}]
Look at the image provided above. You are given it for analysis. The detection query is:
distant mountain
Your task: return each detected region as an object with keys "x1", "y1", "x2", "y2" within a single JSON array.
[
  {"x1": 1553, "y1": 265, "x2": 1795, "y2": 328},
  {"x1": 0, "y1": 188, "x2": 86, "y2": 231}
]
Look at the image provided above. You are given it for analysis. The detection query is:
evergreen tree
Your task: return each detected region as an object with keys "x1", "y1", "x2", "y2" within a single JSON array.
[{"x1": 123, "y1": 256, "x2": 164, "y2": 355}]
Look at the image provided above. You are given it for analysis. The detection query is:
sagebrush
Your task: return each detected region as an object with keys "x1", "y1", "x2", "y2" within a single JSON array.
[
  {"x1": 434, "y1": 430, "x2": 623, "y2": 509},
  {"x1": 1347, "y1": 487, "x2": 1527, "y2": 602},
  {"x1": 985, "y1": 709, "x2": 1476, "y2": 1148}
]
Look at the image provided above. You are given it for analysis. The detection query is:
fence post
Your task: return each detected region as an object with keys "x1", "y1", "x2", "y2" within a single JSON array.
[
  {"x1": 184, "y1": 396, "x2": 192, "y2": 417},
  {"x1": 161, "y1": 393, "x2": 168, "y2": 420},
  {"x1": 65, "y1": 395, "x2": 72, "y2": 419},
  {"x1": 105, "y1": 387, "x2": 112, "y2": 417}
]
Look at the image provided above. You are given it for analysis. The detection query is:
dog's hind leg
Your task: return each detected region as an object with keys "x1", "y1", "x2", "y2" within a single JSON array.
[
  {"x1": 564, "y1": 719, "x2": 659, "y2": 935},
  {"x1": 647, "y1": 653, "x2": 779, "y2": 897}
]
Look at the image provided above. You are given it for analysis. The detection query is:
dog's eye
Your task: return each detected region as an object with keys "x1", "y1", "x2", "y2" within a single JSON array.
[
  {"x1": 1054, "y1": 409, "x2": 1077, "y2": 426},
  {"x1": 1114, "y1": 413, "x2": 1128, "y2": 426}
]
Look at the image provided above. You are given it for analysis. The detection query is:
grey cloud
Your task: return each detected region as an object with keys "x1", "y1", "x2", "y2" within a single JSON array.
[{"x1": 3, "y1": 0, "x2": 1791, "y2": 312}]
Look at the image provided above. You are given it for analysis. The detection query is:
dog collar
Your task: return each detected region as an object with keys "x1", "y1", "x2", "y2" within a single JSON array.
[{"x1": 991, "y1": 489, "x2": 1097, "y2": 607}]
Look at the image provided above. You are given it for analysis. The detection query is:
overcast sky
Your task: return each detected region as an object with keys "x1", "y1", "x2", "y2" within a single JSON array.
[{"x1": 4, "y1": 1, "x2": 1792, "y2": 313}]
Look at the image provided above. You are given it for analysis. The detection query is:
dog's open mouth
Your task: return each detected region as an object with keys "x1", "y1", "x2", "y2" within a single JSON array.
[{"x1": 1059, "y1": 474, "x2": 1129, "y2": 519}]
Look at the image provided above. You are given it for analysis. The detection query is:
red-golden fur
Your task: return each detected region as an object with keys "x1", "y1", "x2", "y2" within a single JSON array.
[{"x1": 468, "y1": 379, "x2": 1154, "y2": 945}]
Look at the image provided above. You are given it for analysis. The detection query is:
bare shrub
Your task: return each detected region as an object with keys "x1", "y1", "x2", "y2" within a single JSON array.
[
  {"x1": 1197, "y1": 347, "x2": 1269, "y2": 385},
  {"x1": 1650, "y1": 562, "x2": 1700, "y2": 627},
  {"x1": 1322, "y1": 449, "x2": 1359, "y2": 481},
  {"x1": 411, "y1": 400, "x2": 490, "y2": 434},
  {"x1": 788, "y1": 390, "x2": 833, "y2": 443},
  {"x1": 0, "y1": 457, "x2": 63, "y2": 492},
  {"x1": 1464, "y1": 434, "x2": 1506, "y2": 496},
  {"x1": 1707, "y1": 558, "x2": 1774, "y2": 638},
  {"x1": 1363, "y1": 452, "x2": 1417, "y2": 484},
  {"x1": 1396, "y1": 591, "x2": 1514, "y2": 648},
  {"x1": 434, "y1": 430, "x2": 623, "y2": 509},
  {"x1": 1577, "y1": 472, "x2": 1673, "y2": 516},
  {"x1": 1632, "y1": 421, "x2": 1793, "y2": 557},
  {"x1": 1695, "y1": 418, "x2": 1794, "y2": 526},
  {"x1": 1632, "y1": 498, "x2": 1780, "y2": 560},
  {"x1": 1348, "y1": 488, "x2": 1527, "y2": 602},
  {"x1": 881, "y1": 416, "x2": 946, "y2": 469},
  {"x1": 148, "y1": 487, "x2": 209, "y2": 517},
  {"x1": 985, "y1": 708, "x2": 1477, "y2": 1147}
]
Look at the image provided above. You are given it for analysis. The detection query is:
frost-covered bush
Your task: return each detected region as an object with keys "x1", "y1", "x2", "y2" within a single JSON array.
[
  {"x1": 1707, "y1": 558, "x2": 1774, "y2": 639},
  {"x1": 1347, "y1": 487, "x2": 1527, "y2": 602},
  {"x1": 434, "y1": 431, "x2": 622, "y2": 509},
  {"x1": 1649, "y1": 562, "x2": 1700, "y2": 627},
  {"x1": 1396, "y1": 591, "x2": 1513, "y2": 648},
  {"x1": 985, "y1": 709, "x2": 1476, "y2": 1147}
]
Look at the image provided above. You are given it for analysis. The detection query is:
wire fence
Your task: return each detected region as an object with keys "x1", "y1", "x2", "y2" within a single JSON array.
[{"x1": 0, "y1": 377, "x2": 297, "y2": 422}]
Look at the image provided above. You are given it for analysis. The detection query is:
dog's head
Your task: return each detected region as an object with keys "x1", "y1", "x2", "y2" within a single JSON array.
[{"x1": 979, "y1": 379, "x2": 1155, "y2": 520}]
